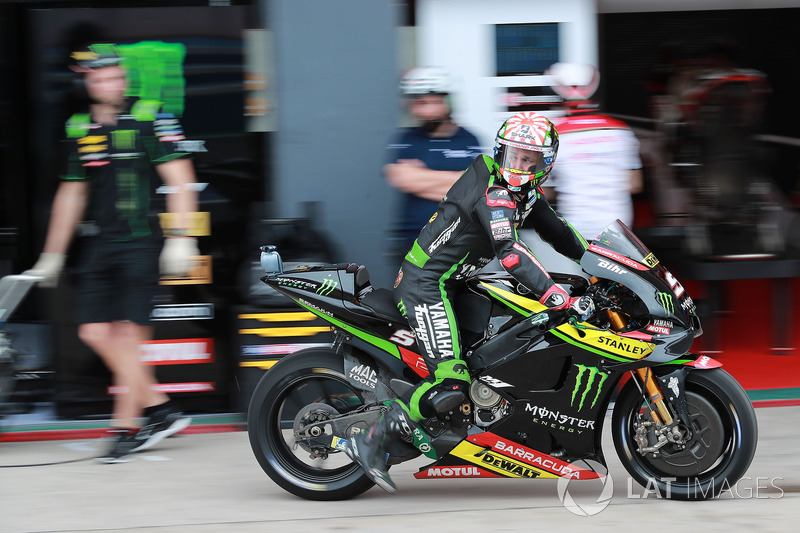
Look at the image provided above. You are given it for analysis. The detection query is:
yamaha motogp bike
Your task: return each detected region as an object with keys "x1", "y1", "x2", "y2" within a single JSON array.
[{"x1": 247, "y1": 220, "x2": 757, "y2": 501}]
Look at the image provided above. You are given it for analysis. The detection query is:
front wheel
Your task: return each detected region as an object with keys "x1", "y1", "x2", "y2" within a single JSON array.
[
  {"x1": 247, "y1": 348, "x2": 375, "y2": 500},
  {"x1": 612, "y1": 367, "x2": 758, "y2": 500}
]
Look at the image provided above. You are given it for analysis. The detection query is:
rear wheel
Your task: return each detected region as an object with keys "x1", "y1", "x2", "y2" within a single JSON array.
[
  {"x1": 247, "y1": 349, "x2": 375, "y2": 500},
  {"x1": 612, "y1": 368, "x2": 758, "y2": 500}
]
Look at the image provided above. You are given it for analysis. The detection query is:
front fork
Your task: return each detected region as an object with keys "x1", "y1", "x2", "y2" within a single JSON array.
[
  {"x1": 597, "y1": 280, "x2": 677, "y2": 429},
  {"x1": 607, "y1": 307, "x2": 675, "y2": 426},
  {"x1": 634, "y1": 367, "x2": 673, "y2": 426},
  {"x1": 605, "y1": 306, "x2": 689, "y2": 455}
]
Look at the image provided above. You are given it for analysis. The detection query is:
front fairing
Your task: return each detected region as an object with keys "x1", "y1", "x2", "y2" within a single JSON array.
[{"x1": 580, "y1": 221, "x2": 701, "y2": 361}]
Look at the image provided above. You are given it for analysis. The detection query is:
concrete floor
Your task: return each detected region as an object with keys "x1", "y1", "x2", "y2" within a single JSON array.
[{"x1": 1, "y1": 405, "x2": 797, "y2": 533}]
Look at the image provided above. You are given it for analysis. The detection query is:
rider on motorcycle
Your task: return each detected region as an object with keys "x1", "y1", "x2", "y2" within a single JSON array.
[{"x1": 346, "y1": 111, "x2": 591, "y2": 493}]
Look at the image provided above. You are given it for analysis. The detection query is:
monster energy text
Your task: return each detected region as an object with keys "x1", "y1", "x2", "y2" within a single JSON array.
[
  {"x1": 525, "y1": 404, "x2": 595, "y2": 432},
  {"x1": 277, "y1": 278, "x2": 317, "y2": 291}
]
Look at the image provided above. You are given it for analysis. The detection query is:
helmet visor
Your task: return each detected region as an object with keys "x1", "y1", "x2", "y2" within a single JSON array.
[{"x1": 498, "y1": 145, "x2": 550, "y2": 188}]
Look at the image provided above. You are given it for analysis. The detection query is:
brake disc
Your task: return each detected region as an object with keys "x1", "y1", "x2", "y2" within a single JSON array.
[{"x1": 644, "y1": 391, "x2": 725, "y2": 476}]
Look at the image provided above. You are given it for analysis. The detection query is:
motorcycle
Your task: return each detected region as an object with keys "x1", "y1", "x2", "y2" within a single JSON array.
[{"x1": 247, "y1": 220, "x2": 757, "y2": 501}]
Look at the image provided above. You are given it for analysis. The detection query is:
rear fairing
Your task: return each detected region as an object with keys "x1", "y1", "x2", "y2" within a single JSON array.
[{"x1": 263, "y1": 265, "x2": 429, "y2": 381}]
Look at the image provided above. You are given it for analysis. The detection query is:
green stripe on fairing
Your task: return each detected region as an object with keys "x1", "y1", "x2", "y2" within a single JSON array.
[
  {"x1": 294, "y1": 299, "x2": 401, "y2": 359},
  {"x1": 658, "y1": 358, "x2": 694, "y2": 365},
  {"x1": 551, "y1": 329, "x2": 632, "y2": 362}
]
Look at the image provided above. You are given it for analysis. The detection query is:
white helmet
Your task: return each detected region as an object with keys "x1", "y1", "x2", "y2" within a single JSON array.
[
  {"x1": 399, "y1": 67, "x2": 450, "y2": 96},
  {"x1": 546, "y1": 62, "x2": 600, "y2": 101},
  {"x1": 494, "y1": 112, "x2": 559, "y2": 191}
]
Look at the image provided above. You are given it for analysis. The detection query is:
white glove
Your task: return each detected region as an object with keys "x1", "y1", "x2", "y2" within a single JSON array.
[
  {"x1": 159, "y1": 238, "x2": 199, "y2": 277},
  {"x1": 23, "y1": 253, "x2": 66, "y2": 288},
  {"x1": 570, "y1": 295, "x2": 596, "y2": 322}
]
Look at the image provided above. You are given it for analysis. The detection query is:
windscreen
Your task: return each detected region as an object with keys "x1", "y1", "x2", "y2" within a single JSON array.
[{"x1": 591, "y1": 220, "x2": 656, "y2": 267}]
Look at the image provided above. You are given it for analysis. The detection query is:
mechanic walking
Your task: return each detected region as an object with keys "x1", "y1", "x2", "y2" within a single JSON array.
[{"x1": 26, "y1": 42, "x2": 198, "y2": 462}]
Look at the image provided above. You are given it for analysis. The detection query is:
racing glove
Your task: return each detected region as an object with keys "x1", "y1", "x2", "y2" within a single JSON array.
[
  {"x1": 23, "y1": 253, "x2": 66, "y2": 288},
  {"x1": 539, "y1": 284, "x2": 595, "y2": 322},
  {"x1": 539, "y1": 284, "x2": 572, "y2": 310},
  {"x1": 159, "y1": 238, "x2": 199, "y2": 277},
  {"x1": 569, "y1": 295, "x2": 596, "y2": 322}
]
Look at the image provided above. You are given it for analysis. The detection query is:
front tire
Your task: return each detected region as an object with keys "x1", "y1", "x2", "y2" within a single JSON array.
[
  {"x1": 612, "y1": 367, "x2": 758, "y2": 500},
  {"x1": 247, "y1": 349, "x2": 375, "y2": 500}
]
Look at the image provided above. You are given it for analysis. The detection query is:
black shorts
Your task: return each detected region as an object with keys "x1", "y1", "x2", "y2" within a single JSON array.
[{"x1": 73, "y1": 238, "x2": 161, "y2": 326}]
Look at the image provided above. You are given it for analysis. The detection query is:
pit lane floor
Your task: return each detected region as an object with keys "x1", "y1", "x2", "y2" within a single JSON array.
[{"x1": 1, "y1": 406, "x2": 797, "y2": 533}]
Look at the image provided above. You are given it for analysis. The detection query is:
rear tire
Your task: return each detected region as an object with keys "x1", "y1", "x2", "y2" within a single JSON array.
[
  {"x1": 612, "y1": 368, "x2": 757, "y2": 500},
  {"x1": 247, "y1": 348, "x2": 375, "y2": 500}
]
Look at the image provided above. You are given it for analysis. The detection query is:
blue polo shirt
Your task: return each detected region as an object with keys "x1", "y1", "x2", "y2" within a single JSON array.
[{"x1": 386, "y1": 126, "x2": 484, "y2": 249}]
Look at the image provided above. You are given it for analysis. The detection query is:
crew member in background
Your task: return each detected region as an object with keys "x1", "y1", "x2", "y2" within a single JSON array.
[
  {"x1": 25, "y1": 43, "x2": 198, "y2": 463},
  {"x1": 542, "y1": 62, "x2": 643, "y2": 240},
  {"x1": 384, "y1": 67, "x2": 483, "y2": 267}
]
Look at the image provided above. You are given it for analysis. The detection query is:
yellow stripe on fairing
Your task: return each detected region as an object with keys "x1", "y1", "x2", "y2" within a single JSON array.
[
  {"x1": 479, "y1": 282, "x2": 548, "y2": 314},
  {"x1": 553, "y1": 323, "x2": 654, "y2": 360}
]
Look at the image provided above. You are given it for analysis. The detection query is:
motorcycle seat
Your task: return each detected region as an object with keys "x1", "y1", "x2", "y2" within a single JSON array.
[{"x1": 359, "y1": 288, "x2": 407, "y2": 325}]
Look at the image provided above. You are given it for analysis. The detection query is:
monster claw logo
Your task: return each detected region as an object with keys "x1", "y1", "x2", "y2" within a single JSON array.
[
  {"x1": 316, "y1": 279, "x2": 338, "y2": 296},
  {"x1": 656, "y1": 292, "x2": 674, "y2": 314},
  {"x1": 570, "y1": 365, "x2": 608, "y2": 412}
]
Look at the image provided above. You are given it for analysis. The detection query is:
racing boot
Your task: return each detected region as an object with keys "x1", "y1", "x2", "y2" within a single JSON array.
[{"x1": 345, "y1": 401, "x2": 412, "y2": 494}]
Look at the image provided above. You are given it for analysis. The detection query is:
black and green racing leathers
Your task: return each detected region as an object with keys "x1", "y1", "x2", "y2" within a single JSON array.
[{"x1": 392, "y1": 154, "x2": 587, "y2": 422}]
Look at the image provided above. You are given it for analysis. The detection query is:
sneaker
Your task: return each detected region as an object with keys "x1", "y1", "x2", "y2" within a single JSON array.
[
  {"x1": 132, "y1": 407, "x2": 191, "y2": 452},
  {"x1": 96, "y1": 430, "x2": 138, "y2": 463}
]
